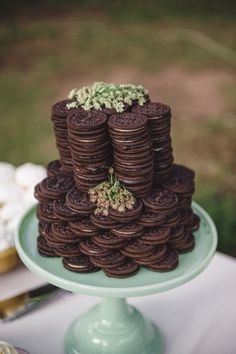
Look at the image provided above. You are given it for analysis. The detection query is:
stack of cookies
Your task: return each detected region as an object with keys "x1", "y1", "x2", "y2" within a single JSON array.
[
  {"x1": 51, "y1": 100, "x2": 77, "y2": 175},
  {"x1": 67, "y1": 111, "x2": 112, "y2": 191},
  {"x1": 132, "y1": 102, "x2": 173, "y2": 183},
  {"x1": 34, "y1": 83, "x2": 200, "y2": 278},
  {"x1": 35, "y1": 174, "x2": 76, "y2": 257},
  {"x1": 108, "y1": 113, "x2": 153, "y2": 198}
]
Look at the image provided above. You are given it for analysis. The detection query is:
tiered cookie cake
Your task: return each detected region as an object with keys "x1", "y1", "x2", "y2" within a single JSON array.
[{"x1": 35, "y1": 82, "x2": 200, "y2": 278}]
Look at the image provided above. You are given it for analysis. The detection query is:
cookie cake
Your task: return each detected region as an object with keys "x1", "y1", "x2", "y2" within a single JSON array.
[{"x1": 35, "y1": 82, "x2": 200, "y2": 278}]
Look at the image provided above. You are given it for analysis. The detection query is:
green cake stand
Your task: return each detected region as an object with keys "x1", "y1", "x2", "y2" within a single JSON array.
[{"x1": 15, "y1": 202, "x2": 217, "y2": 354}]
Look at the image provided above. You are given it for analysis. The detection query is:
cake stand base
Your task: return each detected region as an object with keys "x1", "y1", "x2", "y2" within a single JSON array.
[{"x1": 64, "y1": 297, "x2": 163, "y2": 354}]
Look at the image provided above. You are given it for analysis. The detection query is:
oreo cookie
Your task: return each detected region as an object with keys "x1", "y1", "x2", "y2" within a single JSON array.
[
  {"x1": 53, "y1": 199, "x2": 78, "y2": 221},
  {"x1": 90, "y1": 251, "x2": 126, "y2": 269},
  {"x1": 55, "y1": 243, "x2": 81, "y2": 257},
  {"x1": 108, "y1": 112, "x2": 148, "y2": 132},
  {"x1": 134, "y1": 244, "x2": 167, "y2": 265},
  {"x1": 122, "y1": 239, "x2": 153, "y2": 257},
  {"x1": 90, "y1": 212, "x2": 120, "y2": 229},
  {"x1": 37, "y1": 236, "x2": 57, "y2": 257},
  {"x1": 36, "y1": 203, "x2": 58, "y2": 223},
  {"x1": 80, "y1": 239, "x2": 111, "y2": 256},
  {"x1": 93, "y1": 232, "x2": 126, "y2": 249},
  {"x1": 62, "y1": 255, "x2": 98, "y2": 273},
  {"x1": 142, "y1": 188, "x2": 178, "y2": 213},
  {"x1": 141, "y1": 227, "x2": 170, "y2": 245},
  {"x1": 145, "y1": 247, "x2": 178, "y2": 272},
  {"x1": 47, "y1": 160, "x2": 62, "y2": 176},
  {"x1": 137, "y1": 209, "x2": 166, "y2": 227},
  {"x1": 39, "y1": 175, "x2": 74, "y2": 201},
  {"x1": 109, "y1": 200, "x2": 143, "y2": 223},
  {"x1": 66, "y1": 187, "x2": 94, "y2": 215},
  {"x1": 111, "y1": 223, "x2": 144, "y2": 239},
  {"x1": 51, "y1": 222, "x2": 80, "y2": 243},
  {"x1": 69, "y1": 218, "x2": 99, "y2": 237},
  {"x1": 103, "y1": 259, "x2": 139, "y2": 278},
  {"x1": 190, "y1": 213, "x2": 200, "y2": 232}
]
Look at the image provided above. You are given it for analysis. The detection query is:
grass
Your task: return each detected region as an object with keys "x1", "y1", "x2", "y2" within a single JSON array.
[{"x1": 0, "y1": 1, "x2": 236, "y2": 256}]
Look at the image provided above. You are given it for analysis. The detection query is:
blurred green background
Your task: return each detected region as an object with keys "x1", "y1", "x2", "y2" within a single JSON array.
[{"x1": 0, "y1": 0, "x2": 236, "y2": 255}]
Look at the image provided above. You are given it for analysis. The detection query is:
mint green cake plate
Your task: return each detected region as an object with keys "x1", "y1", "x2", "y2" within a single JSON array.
[{"x1": 16, "y1": 202, "x2": 217, "y2": 354}]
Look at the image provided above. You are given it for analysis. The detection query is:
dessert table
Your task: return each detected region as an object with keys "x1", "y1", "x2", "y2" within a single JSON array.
[{"x1": 1, "y1": 252, "x2": 236, "y2": 354}]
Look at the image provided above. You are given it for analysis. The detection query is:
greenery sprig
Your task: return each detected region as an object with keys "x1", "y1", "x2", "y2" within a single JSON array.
[
  {"x1": 67, "y1": 82, "x2": 148, "y2": 112},
  {"x1": 88, "y1": 168, "x2": 136, "y2": 216}
]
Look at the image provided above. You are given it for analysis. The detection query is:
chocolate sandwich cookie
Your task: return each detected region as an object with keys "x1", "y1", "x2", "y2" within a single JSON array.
[
  {"x1": 113, "y1": 148, "x2": 152, "y2": 161},
  {"x1": 132, "y1": 101, "x2": 171, "y2": 119},
  {"x1": 90, "y1": 213, "x2": 121, "y2": 229},
  {"x1": 122, "y1": 239, "x2": 153, "y2": 257},
  {"x1": 178, "y1": 196, "x2": 192, "y2": 208},
  {"x1": 80, "y1": 239, "x2": 111, "y2": 256},
  {"x1": 93, "y1": 232, "x2": 126, "y2": 249},
  {"x1": 40, "y1": 175, "x2": 74, "y2": 201},
  {"x1": 109, "y1": 200, "x2": 143, "y2": 223},
  {"x1": 176, "y1": 233, "x2": 195, "y2": 253},
  {"x1": 68, "y1": 110, "x2": 108, "y2": 132},
  {"x1": 134, "y1": 244, "x2": 167, "y2": 265},
  {"x1": 141, "y1": 227, "x2": 170, "y2": 245},
  {"x1": 115, "y1": 163, "x2": 153, "y2": 176},
  {"x1": 34, "y1": 183, "x2": 50, "y2": 203},
  {"x1": 169, "y1": 225, "x2": 184, "y2": 239},
  {"x1": 113, "y1": 140, "x2": 153, "y2": 154},
  {"x1": 190, "y1": 213, "x2": 200, "y2": 232},
  {"x1": 51, "y1": 222, "x2": 80, "y2": 243},
  {"x1": 168, "y1": 229, "x2": 194, "y2": 251},
  {"x1": 162, "y1": 171, "x2": 195, "y2": 196},
  {"x1": 179, "y1": 208, "x2": 193, "y2": 226},
  {"x1": 137, "y1": 209, "x2": 166, "y2": 227},
  {"x1": 53, "y1": 199, "x2": 79, "y2": 221},
  {"x1": 142, "y1": 188, "x2": 178, "y2": 213},
  {"x1": 47, "y1": 160, "x2": 62, "y2": 176},
  {"x1": 171, "y1": 164, "x2": 195, "y2": 180},
  {"x1": 108, "y1": 112, "x2": 148, "y2": 133},
  {"x1": 62, "y1": 255, "x2": 98, "y2": 273},
  {"x1": 69, "y1": 218, "x2": 99, "y2": 237},
  {"x1": 103, "y1": 259, "x2": 139, "y2": 278},
  {"x1": 37, "y1": 236, "x2": 57, "y2": 257},
  {"x1": 51, "y1": 99, "x2": 77, "y2": 119},
  {"x1": 36, "y1": 203, "x2": 58, "y2": 223},
  {"x1": 38, "y1": 221, "x2": 51, "y2": 238},
  {"x1": 165, "y1": 210, "x2": 180, "y2": 227},
  {"x1": 90, "y1": 251, "x2": 126, "y2": 269},
  {"x1": 115, "y1": 165, "x2": 153, "y2": 178},
  {"x1": 145, "y1": 247, "x2": 178, "y2": 272},
  {"x1": 54, "y1": 243, "x2": 81, "y2": 257},
  {"x1": 44, "y1": 229, "x2": 67, "y2": 249},
  {"x1": 66, "y1": 187, "x2": 94, "y2": 215},
  {"x1": 110, "y1": 128, "x2": 151, "y2": 144},
  {"x1": 111, "y1": 223, "x2": 144, "y2": 239}
]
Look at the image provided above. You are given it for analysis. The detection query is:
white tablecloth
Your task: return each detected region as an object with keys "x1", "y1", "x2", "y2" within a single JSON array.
[{"x1": 1, "y1": 252, "x2": 236, "y2": 354}]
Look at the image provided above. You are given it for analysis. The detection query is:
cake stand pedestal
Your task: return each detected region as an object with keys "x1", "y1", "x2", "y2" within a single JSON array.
[{"x1": 16, "y1": 202, "x2": 217, "y2": 354}]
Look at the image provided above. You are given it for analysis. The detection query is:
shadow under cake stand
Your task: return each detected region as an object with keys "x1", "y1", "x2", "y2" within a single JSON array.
[{"x1": 15, "y1": 202, "x2": 217, "y2": 354}]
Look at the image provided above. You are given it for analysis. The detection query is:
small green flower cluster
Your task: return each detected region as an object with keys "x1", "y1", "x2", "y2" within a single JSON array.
[
  {"x1": 67, "y1": 82, "x2": 148, "y2": 112},
  {"x1": 88, "y1": 169, "x2": 136, "y2": 216}
]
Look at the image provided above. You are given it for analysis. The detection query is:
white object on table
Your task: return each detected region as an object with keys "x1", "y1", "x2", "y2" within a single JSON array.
[{"x1": 0, "y1": 252, "x2": 236, "y2": 354}]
